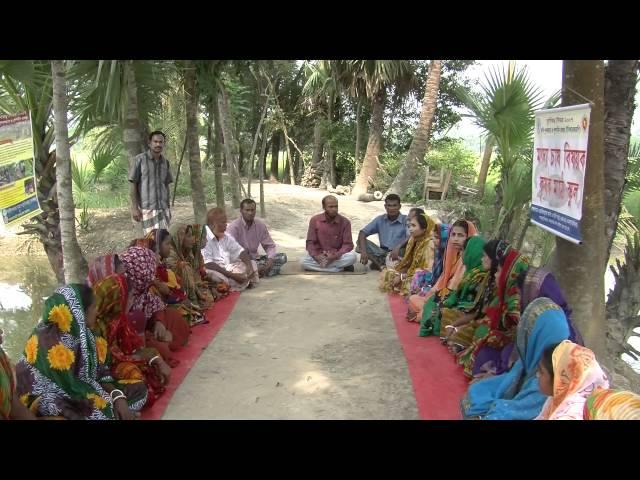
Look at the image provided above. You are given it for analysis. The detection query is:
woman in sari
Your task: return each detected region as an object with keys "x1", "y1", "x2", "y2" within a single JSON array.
[
  {"x1": 166, "y1": 223, "x2": 215, "y2": 310},
  {"x1": 409, "y1": 222, "x2": 450, "y2": 296},
  {"x1": 120, "y1": 246, "x2": 190, "y2": 367},
  {"x1": 87, "y1": 254, "x2": 125, "y2": 288},
  {"x1": 15, "y1": 284, "x2": 146, "y2": 420},
  {"x1": 379, "y1": 214, "x2": 435, "y2": 296},
  {"x1": 519, "y1": 266, "x2": 583, "y2": 345},
  {"x1": 535, "y1": 340, "x2": 609, "y2": 420},
  {"x1": 430, "y1": 236, "x2": 487, "y2": 340},
  {"x1": 132, "y1": 229, "x2": 204, "y2": 326},
  {"x1": 455, "y1": 240, "x2": 530, "y2": 378},
  {"x1": 92, "y1": 273, "x2": 173, "y2": 409},
  {"x1": 461, "y1": 297, "x2": 570, "y2": 420},
  {"x1": 410, "y1": 219, "x2": 478, "y2": 326},
  {"x1": 584, "y1": 388, "x2": 640, "y2": 420},
  {"x1": 0, "y1": 328, "x2": 36, "y2": 420}
]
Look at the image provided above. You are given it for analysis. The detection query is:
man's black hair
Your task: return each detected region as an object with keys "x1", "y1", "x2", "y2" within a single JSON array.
[
  {"x1": 149, "y1": 130, "x2": 166, "y2": 141},
  {"x1": 240, "y1": 198, "x2": 256, "y2": 209}
]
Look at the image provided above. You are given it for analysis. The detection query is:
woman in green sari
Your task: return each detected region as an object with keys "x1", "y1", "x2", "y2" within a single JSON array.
[{"x1": 15, "y1": 284, "x2": 147, "y2": 420}]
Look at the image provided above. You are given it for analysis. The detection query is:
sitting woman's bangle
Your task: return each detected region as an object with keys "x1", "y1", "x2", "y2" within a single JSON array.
[
  {"x1": 149, "y1": 355, "x2": 161, "y2": 366},
  {"x1": 111, "y1": 393, "x2": 127, "y2": 403},
  {"x1": 109, "y1": 389, "x2": 124, "y2": 401}
]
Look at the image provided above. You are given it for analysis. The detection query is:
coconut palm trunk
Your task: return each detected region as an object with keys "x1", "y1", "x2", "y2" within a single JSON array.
[
  {"x1": 352, "y1": 87, "x2": 386, "y2": 198},
  {"x1": 51, "y1": 60, "x2": 87, "y2": 283}
]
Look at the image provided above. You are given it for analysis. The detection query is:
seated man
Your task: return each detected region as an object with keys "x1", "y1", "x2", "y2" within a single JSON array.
[
  {"x1": 202, "y1": 207, "x2": 259, "y2": 291},
  {"x1": 357, "y1": 193, "x2": 408, "y2": 271},
  {"x1": 227, "y1": 198, "x2": 288, "y2": 278},
  {"x1": 301, "y1": 195, "x2": 357, "y2": 272}
]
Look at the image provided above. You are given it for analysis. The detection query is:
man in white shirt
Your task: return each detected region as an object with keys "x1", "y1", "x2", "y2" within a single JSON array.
[{"x1": 202, "y1": 207, "x2": 259, "y2": 291}]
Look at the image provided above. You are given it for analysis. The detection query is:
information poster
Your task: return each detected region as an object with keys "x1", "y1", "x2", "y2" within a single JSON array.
[
  {"x1": 530, "y1": 103, "x2": 591, "y2": 244},
  {"x1": 0, "y1": 111, "x2": 40, "y2": 230}
]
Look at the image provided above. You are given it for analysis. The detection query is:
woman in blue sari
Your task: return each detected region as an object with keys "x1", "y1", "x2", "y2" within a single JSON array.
[{"x1": 460, "y1": 297, "x2": 570, "y2": 420}]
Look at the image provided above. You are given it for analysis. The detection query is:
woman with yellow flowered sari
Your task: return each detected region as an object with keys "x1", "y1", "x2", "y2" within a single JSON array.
[
  {"x1": 15, "y1": 284, "x2": 146, "y2": 420},
  {"x1": 379, "y1": 214, "x2": 435, "y2": 296}
]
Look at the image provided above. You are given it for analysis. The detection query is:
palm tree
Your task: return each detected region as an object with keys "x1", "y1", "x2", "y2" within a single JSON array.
[
  {"x1": 386, "y1": 60, "x2": 442, "y2": 197},
  {"x1": 603, "y1": 60, "x2": 640, "y2": 259},
  {"x1": 181, "y1": 60, "x2": 207, "y2": 223},
  {"x1": 331, "y1": 60, "x2": 414, "y2": 198},
  {"x1": 458, "y1": 62, "x2": 543, "y2": 238},
  {"x1": 0, "y1": 61, "x2": 65, "y2": 282},
  {"x1": 51, "y1": 60, "x2": 87, "y2": 283}
]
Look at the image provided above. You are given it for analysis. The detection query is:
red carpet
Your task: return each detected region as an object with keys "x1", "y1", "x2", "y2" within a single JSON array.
[
  {"x1": 141, "y1": 292, "x2": 240, "y2": 420},
  {"x1": 387, "y1": 294, "x2": 468, "y2": 420}
]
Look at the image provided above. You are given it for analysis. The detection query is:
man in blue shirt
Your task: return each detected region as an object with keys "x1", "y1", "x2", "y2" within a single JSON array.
[{"x1": 357, "y1": 193, "x2": 408, "y2": 270}]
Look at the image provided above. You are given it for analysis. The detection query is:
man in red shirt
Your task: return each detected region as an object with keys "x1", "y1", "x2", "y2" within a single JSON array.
[{"x1": 301, "y1": 195, "x2": 357, "y2": 272}]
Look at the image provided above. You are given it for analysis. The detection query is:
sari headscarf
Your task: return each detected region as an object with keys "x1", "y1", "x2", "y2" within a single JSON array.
[
  {"x1": 15, "y1": 285, "x2": 116, "y2": 420},
  {"x1": 120, "y1": 246, "x2": 165, "y2": 321},
  {"x1": 442, "y1": 236, "x2": 488, "y2": 311},
  {"x1": 461, "y1": 297, "x2": 570, "y2": 420},
  {"x1": 521, "y1": 267, "x2": 583, "y2": 345},
  {"x1": 584, "y1": 388, "x2": 640, "y2": 420},
  {"x1": 93, "y1": 274, "x2": 164, "y2": 407},
  {"x1": 87, "y1": 254, "x2": 117, "y2": 287},
  {"x1": 432, "y1": 220, "x2": 478, "y2": 296},
  {"x1": 167, "y1": 224, "x2": 198, "y2": 302},
  {"x1": 431, "y1": 223, "x2": 450, "y2": 284},
  {"x1": 193, "y1": 224, "x2": 208, "y2": 274},
  {"x1": 0, "y1": 346, "x2": 15, "y2": 419},
  {"x1": 394, "y1": 214, "x2": 436, "y2": 277},
  {"x1": 536, "y1": 340, "x2": 609, "y2": 420}
]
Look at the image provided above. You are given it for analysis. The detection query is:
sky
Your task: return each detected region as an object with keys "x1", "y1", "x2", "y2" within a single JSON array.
[{"x1": 450, "y1": 60, "x2": 640, "y2": 148}]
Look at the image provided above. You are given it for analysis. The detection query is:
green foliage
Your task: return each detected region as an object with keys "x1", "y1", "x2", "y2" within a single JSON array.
[
  {"x1": 626, "y1": 140, "x2": 640, "y2": 195},
  {"x1": 425, "y1": 138, "x2": 478, "y2": 181},
  {"x1": 71, "y1": 157, "x2": 94, "y2": 203},
  {"x1": 76, "y1": 203, "x2": 91, "y2": 232}
]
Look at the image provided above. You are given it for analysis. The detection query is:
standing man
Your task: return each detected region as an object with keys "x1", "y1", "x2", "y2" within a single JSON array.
[
  {"x1": 129, "y1": 130, "x2": 174, "y2": 234},
  {"x1": 301, "y1": 195, "x2": 357, "y2": 272},
  {"x1": 357, "y1": 193, "x2": 408, "y2": 270},
  {"x1": 227, "y1": 198, "x2": 288, "y2": 277},
  {"x1": 202, "y1": 207, "x2": 259, "y2": 291}
]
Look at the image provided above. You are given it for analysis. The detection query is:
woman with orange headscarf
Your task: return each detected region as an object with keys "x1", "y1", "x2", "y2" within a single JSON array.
[
  {"x1": 536, "y1": 340, "x2": 609, "y2": 420},
  {"x1": 407, "y1": 219, "x2": 477, "y2": 323}
]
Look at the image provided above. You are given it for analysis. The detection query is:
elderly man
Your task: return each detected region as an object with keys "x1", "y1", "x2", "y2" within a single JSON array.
[
  {"x1": 356, "y1": 193, "x2": 409, "y2": 270},
  {"x1": 300, "y1": 195, "x2": 357, "y2": 273},
  {"x1": 227, "y1": 198, "x2": 288, "y2": 277},
  {"x1": 202, "y1": 207, "x2": 259, "y2": 291}
]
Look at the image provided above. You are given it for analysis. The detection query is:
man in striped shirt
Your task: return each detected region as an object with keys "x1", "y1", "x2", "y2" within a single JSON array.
[{"x1": 129, "y1": 130, "x2": 173, "y2": 234}]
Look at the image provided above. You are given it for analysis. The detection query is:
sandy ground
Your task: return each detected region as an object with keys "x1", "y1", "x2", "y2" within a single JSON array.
[{"x1": 161, "y1": 184, "x2": 420, "y2": 419}]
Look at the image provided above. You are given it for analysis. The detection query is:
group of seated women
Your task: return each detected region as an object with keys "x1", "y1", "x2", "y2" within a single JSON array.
[
  {"x1": 378, "y1": 212, "x2": 640, "y2": 420},
  {"x1": 0, "y1": 224, "x2": 229, "y2": 420}
]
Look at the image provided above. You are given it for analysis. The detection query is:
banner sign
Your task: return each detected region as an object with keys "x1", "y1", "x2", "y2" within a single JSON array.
[
  {"x1": 0, "y1": 112, "x2": 40, "y2": 231},
  {"x1": 531, "y1": 103, "x2": 591, "y2": 244}
]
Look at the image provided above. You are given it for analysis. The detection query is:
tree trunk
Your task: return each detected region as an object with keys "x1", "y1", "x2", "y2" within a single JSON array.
[
  {"x1": 262, "y1": 139, "x2": 270, "y2": 179},
  {"x1": 259, "y1": 126, "x2": 267, "y2": 217},
  {"x1": 218, "y1": 88, "x2": 241, "y2": 208},
  {"x1": 183, "y1": 61, "x2": 208, "y2": 223},
  {"x1": 211, "y1": 94, "x2": 225, "y2": 208},
  {"x1": 550, "y1": 60, "x2": 606, "y2": 357},
  {"x1": 386, "y1": 60, "x2": 442, "y2": 198},
  {"x1": 302, "y1": 117, "x2": 324, "y2": 188},
  {"x1": 353, "y1": 87, "x2": 387, "y2": 198},
  {"x1": 51, "y1": 60, "x2": 87, "y2": 283},
  {"x1": 476, "y1": 137, "x2": 494, "y2": 198},
  {"x1": 270, "y1": 131, "x2": 280, "y2": 182},
  {"x1": 283, "y1": 150, "x2": 291, "y2": 184},
  {"x1": 247, "y1": 93, "x2": 270, "y2": 198},
  {"x1": 123, "y1": 60, "x2": 143, "y2": 171},
  {"x1": 354, "y1": 97, "x2": 363, "y2": 173},
  {"x1": 603, "y1": 60, "x2": 639, "y2": 259},
  {"x1": 324, "y1": 92, "x2": 335, "y2": 189}
]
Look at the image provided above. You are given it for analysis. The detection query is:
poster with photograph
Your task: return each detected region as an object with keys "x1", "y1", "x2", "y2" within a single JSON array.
[
  {"x1": 0, "y1": 111, "x2": 41, "y2": 230},
  {"x1": 530, "y1": 103, "x2": 591, "y2": 244}
]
